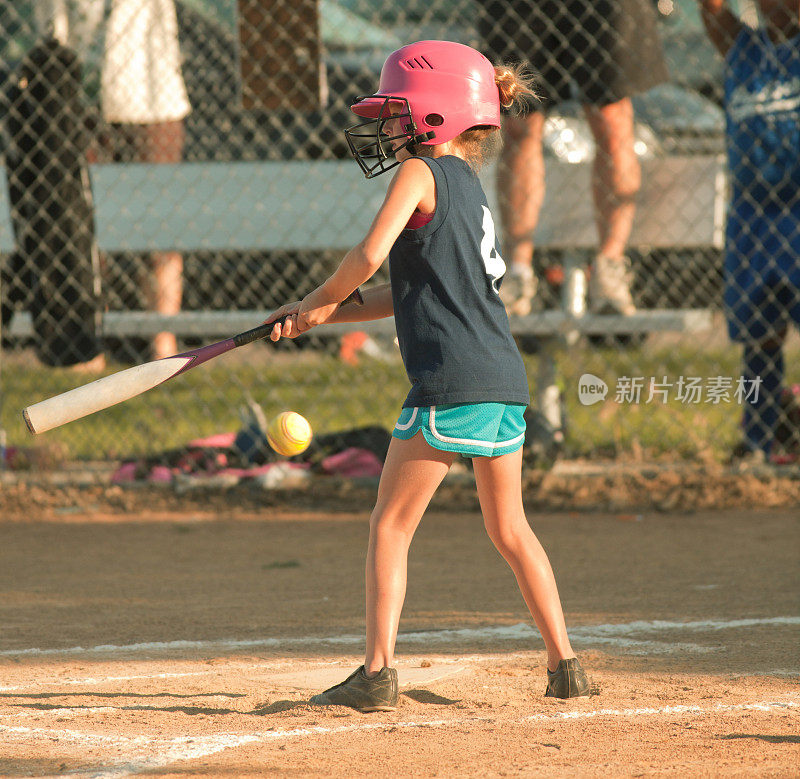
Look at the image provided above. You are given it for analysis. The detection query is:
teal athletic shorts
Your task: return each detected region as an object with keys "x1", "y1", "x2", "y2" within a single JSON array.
[{"x1": 392, "y1": 402, "x2": 527, "y2": 457}]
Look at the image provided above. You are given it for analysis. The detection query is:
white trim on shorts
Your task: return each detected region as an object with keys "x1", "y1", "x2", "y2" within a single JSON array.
[
  {"x1": 394, "y1": 406, "x2": 419, "y2": 430},
  {"x1": 428, "y1": 406, "x2": 527, "y2": 451}
]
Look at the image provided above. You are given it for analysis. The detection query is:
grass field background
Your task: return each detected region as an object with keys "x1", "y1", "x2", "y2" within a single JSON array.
[{"x1": 5, "y1": 334, "x2": 798, "y2": 464}]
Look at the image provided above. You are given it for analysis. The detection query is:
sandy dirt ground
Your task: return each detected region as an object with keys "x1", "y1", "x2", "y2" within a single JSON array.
[{"x1": 0, "y1": 498, "x2": 798, "y2": 777}]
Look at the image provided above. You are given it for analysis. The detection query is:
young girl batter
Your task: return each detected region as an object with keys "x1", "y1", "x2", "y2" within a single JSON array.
[{"x1": 266, "y1": 40, "x2": 591, "y2": 711}]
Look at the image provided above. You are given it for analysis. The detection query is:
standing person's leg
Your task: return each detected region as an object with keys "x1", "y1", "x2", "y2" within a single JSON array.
[
  {"x1": 148, "y1": 249, "x2": 183, "y2": 358},
  {"x1": 727, "y1": 243, "x2": 798, "y2": 460},
  {"x1": 585, "y1": 98, "x2": 640, "y2": 260},
  {"x1": 739, "y1": 331, "x2": 786, "y2": 458},
  {"x1": 141, "y1": 120, "x2": 185, "y2": 359},
  {"x1": 472, "y1": 447, "x2": 575, "y2": 670},
  {"x1": 496, "y1": 112, "x2": 547, "y2": 316},
  {"x1": 584, "y1": 98, "x2": 640, "y2": 315}
]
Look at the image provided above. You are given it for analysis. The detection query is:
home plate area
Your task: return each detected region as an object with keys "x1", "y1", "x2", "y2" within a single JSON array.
[{"x1": 0, "y1": 649, "x2": 797, "y2": 778}]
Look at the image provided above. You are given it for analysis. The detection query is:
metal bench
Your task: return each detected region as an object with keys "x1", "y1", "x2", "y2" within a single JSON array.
[{"x1": 0, "y1": 155, "x2": 721, "y2": 431}]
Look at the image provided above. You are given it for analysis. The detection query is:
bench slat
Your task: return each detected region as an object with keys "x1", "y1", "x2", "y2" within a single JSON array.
[
  {"x1": 6, "y1": 309, "x2": 713, "y2": 340},
  {"x1": 0, "y1": 155, "x2": 725, "y2": 255}
]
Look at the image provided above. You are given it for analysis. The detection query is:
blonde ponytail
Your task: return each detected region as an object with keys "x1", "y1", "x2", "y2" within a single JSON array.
[{"x1": 494, "y1": 63, "x2": 539, "y2": 114}]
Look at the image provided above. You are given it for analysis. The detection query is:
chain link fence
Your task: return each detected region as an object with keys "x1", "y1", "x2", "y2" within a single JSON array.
[{"x1": 1, "y1": 0, "x2": 798, "y2": 478}]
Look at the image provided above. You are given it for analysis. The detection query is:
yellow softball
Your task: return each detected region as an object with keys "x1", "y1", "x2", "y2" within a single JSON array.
[{"x1": 266, "y1": 411, "x2": 313, "y2": 457}]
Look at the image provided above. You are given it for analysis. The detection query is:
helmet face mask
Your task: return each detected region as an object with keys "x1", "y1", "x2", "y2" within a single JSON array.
[{"x1": 344, "y1": 95, "x2": 434, "y2": 179}]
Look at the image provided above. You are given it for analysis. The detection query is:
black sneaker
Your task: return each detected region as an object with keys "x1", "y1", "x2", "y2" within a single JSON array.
[
  {"x1": 545, "y1": 658, "x2": 591, "y2": 698},
  {"x1": 310, "y1": 665, "x2": 398, "y2": 712}
]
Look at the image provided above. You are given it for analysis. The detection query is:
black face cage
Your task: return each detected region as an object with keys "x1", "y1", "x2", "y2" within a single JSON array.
[{"x1": 344, "y1": 96, "x2": 435, "y2": 179}]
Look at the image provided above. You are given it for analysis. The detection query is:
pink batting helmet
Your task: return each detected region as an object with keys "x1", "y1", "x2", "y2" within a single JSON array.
[{"x1": 345, "y1": 40, "x2": 502, "y2": 178}]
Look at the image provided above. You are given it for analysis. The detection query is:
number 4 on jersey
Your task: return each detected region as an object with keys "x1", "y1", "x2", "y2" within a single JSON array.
[{"x1": 480, "y1": 206, "x2": 506, "y2": 293}]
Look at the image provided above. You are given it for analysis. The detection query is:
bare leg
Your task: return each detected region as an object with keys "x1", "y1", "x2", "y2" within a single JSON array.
[
  {"x1": 147, "y1": 251, "x2": 183, "y2": 358},
  {"x1": 141, "y1": 120, "x2": 185, "y2": 359},
  {"x1": 496, "y1": 112, "x2": 547, "y2": 270},
  {"x1": 365, "y1": 434, "x2": 456, "y2": 674},
  {"x1": 472, "y1": 448, "x2": 575, "y2": 671},
  {"x1": 583, "y1": 98, "x2": 640, "y2": 259}
]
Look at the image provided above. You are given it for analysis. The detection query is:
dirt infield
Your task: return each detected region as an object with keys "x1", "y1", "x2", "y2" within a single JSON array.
[
  {"x1": 3, "y1": 459, "x2": 800, "y2": 517},
  {"x1": 0, "y1": 497, "x2": 797, "y2": 776}
]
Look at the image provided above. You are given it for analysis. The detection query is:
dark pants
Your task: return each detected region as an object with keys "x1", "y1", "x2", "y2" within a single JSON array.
[{"x1": 4, "y1": 37, "x2": 103, "y2": 366}]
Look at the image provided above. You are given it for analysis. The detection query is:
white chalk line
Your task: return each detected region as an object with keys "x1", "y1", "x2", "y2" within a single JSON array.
[
  {"x1": 0, "y1": 706, "x2": 226, "y2": 720},
  {"x1": 0, "y1": 699, "x2": 797, "y2": 779},
  {"x1": 2, "y1": 616, "x2": 797, "y2": 660},
  {"x1": 571, "y1": 617, "x2": 800, "y2": 633},
  {"x1": 0, "y1": 658, "x2": 465, "y2": 695},
  {"x1": 0, "y1": 661, "x2": 308, "y2": 693},
  {"x1": 0, "y1": 670, "x2": 210, "y2": 693},
  {"x1": 0, "y1": 658, "x2": 476, "y2": 696}
]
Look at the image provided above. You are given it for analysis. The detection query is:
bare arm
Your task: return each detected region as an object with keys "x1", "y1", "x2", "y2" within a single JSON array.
[
  {"x1": 329, "y1": 283, "x2": 394, "y2": 323},
  {"x1": 264, "y1": 285, "x2": 393, "y2": 341},
  {"x1": 268, "y1": 158, "x2": 433, "y2": 340},
  {"x1": 309, "y1": 157, "x2": 434, "y2": 305},
  {"x1": 698, "y1": 0, "x2": 743, "y2": 57}
]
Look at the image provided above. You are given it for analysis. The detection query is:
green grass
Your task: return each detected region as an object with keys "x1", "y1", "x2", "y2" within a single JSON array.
[
  {"x1": 2, "y1": 338, "x2": 798, "y2": 464},
  {"x1": 1, "y1": 348, "x2": 410, "y2": 461},
  {"x1": 554, "y1": 341, "x2": 743, "y2": 460}
]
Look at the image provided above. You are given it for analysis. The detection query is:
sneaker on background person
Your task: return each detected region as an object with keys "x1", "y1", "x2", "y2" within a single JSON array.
[
  {"x1": 500, "y1": 263, "x2": 538, "y2": 317},
  {"x1": 67, "y1": 353, "x2": 107, "y2": 374},
  {"x1": 589, "y1": 254, "x2": 636, "y2": 316}
]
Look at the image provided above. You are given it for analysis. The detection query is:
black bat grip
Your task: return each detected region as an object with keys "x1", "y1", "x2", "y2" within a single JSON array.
[
  {"x1": 234, "y1": 291, "x2": 362, "y2": 347},
  {"x1": 232, "y1": 315, "x2": 290, "y2": 347}
]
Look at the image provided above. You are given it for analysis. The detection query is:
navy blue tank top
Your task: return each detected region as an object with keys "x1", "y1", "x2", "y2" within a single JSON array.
[{"x1": 389, "y1": 155, "x2": 530, "y2": 408}]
